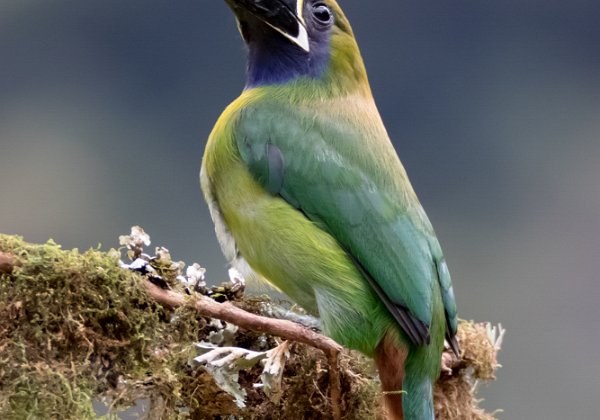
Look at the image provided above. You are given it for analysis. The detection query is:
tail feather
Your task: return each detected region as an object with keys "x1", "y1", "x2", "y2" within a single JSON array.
[{"x1": 402, "y1": 374, "x2": 434, "y2": 420}]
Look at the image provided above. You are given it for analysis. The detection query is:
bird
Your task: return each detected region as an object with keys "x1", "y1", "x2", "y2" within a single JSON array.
[{"x1": 201, "y1": 1, "x2": 459, "y2": 419}]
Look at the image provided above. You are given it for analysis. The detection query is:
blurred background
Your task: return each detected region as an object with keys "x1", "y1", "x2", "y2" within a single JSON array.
[{"x1": 1, "y1": 0, "x2": 599, "y2": 418}]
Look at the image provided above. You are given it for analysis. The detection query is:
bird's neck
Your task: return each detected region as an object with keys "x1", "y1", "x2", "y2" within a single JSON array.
[
  {"x1": 244, "y1": 36, "x2": 371, "y2": 98},
  {"x1": 245, "y1": 36, "x2": 329, "y2": 89}
]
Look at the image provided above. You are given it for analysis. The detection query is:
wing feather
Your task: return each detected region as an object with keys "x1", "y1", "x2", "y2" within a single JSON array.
[{"x1": 236, "y1": 101, "x2": 458, "y2": 347}]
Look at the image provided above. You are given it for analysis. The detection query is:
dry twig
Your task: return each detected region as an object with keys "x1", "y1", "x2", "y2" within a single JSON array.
[{"x1": 144, "y1": 281, "x2": 344, "y2": 419}]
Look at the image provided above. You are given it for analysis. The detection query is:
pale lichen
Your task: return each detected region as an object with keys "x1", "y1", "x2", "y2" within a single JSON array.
[{"x1": 0, "y1": 232, "x2": 502, "y2": 419}]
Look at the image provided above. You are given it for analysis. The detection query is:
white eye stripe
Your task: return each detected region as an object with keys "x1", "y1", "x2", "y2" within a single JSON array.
[
  {"x1": 265, "y1": 20, "x2": 310, "y2": 52},
  {"x1": 296, "y1": 0, "x2": 306, "y2": 25},
  {"x1": 295, "y1": 23, "x2": 310, "y2": 52},
  {"x1": 235, "y1": 18, "x2": 244, "y2": 38}
]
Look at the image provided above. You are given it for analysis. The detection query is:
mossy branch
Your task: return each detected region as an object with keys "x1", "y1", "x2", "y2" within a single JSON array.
[
  {"x1": 0, "y1": 232, "x2": 503, "y2": 419},
  {"x1": 0, "y1": 252, "x2": 19, "y2": 274},
  {"x1": 143, "y1": 280, "x2": 344, "y2": 419},
  {"x1": 144, "y1": 281, "x2": 342, "y2": 355}
]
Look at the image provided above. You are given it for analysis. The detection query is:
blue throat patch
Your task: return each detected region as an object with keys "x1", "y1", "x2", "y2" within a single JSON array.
[{"x1": 245, "y1": 31, "x2": 330, "y2": 88}]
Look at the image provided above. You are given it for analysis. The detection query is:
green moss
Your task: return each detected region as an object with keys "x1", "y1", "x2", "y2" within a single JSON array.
[
  {"x1": 0, "y1": 234, "x2": 502, "y2": 419},
  {"x1": 0, "y1": 235, "x2": 166, "y2": 418}
]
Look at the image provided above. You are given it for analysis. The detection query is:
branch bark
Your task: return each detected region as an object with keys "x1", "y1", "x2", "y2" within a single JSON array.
[
  {"x1": 0, "y1": 233, "x2": 503, "y2": 419},
  {"x1": 144, "y1": 280, "x2": 344, "y2": 419}
]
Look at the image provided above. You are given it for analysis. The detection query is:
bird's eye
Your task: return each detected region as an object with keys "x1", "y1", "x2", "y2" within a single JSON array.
[{"x1": 312, "y1": 3, "x2": 333, "y2": 26}]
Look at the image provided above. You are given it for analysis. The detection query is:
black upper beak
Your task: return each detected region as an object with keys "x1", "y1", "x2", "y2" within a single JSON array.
[{"x1": 226, "y1": 0, "x2": 310, "y2": 52}]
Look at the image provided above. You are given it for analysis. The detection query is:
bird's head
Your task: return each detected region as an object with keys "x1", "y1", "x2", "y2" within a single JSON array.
[{"x1": 225, "y1": 0, "x2": 370, "y2": 95}]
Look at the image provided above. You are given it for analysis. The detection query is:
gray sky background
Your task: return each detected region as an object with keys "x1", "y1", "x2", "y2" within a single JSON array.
[{"x1": 1, "y1": 1, "x2": 599, "y2": 418}]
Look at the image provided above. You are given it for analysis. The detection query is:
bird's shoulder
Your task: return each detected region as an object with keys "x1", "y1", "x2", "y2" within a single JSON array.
[{"x1": 234, "y1": 92, "x2": 427, "y2": 219}]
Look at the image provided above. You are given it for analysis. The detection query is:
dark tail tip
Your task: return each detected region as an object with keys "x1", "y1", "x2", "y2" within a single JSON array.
[{"x1": 447, "y1": 332, "x2": 460, "y2": 358}]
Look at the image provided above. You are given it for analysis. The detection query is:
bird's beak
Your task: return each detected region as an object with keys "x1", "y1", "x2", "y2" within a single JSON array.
[{"x1": 226, "y1": 0, "x2": 310, "y2": 53}]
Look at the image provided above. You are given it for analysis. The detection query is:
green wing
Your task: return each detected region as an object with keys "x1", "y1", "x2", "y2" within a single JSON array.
[{"x1": 236, "y1": 100, "x2": 457, "y2": 347}]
